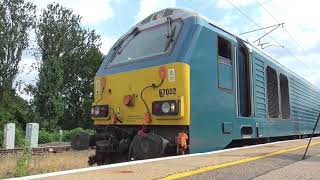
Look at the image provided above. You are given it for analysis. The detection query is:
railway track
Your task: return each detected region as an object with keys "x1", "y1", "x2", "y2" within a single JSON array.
[{"x1": 0, "y1": 145, "x2": 72, "y2": 155}]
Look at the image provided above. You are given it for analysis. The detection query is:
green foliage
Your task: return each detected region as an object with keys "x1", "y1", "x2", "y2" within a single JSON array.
[
  {"x1": 62, "y1": 127, "x2": 94, "y2": 142},
  {"x1": 0, "y1": 0, "x2": 37, "y2": 141},
  {"x1": 15, "y1": 127, "x2": 25, "y2": 147},
  {"x1": 0, "y1": 0, "x2": 36, "y2": 89},
  {"x1": 14, "y1": 143, "x2": 31, "y2": 177},
  {"x1": 0, "y1": 2, "x2": 103, "y2": 132},
  {"x1": 31, "y1": 57, "x2": 64, "y2": 130},
  {"x1": 31, "y1": 3, "x2": 103, "y2": 130},
  {"x1": 38, "y1": 128, "x2": 94, "y2": 144},
  {"x1": 38, "y1": 129, "x2": 60, "y2": 144},
  {"x1": 0, "y1": 91, "x2": 33, "y2": 140}
]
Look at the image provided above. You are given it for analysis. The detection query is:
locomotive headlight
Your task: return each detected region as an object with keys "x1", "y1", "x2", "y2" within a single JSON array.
[
  {"x1": 152, "y1": 100, "x2": 180, "y2": 116},
  {"x1": 170, "y1": 103, "x2": 176, "y2": 112},
  {"x1": 94, "y1": 107, "x2": 100, "y2": 116},
  {"x1": 161, "y1": 102, "x2": 170, "y2": 114},
  {"x1": 91, "y1": 107, "x2": 95, "y2": 115},
  {"x1": 91, "y1": 105, "x2": 109, "y2": 117}
]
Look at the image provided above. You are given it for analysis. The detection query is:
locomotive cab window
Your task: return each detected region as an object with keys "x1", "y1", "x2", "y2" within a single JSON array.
[
  {"x1": 280, "y1": 74, "x2": 290, "y2": 119},
  {"x1": 107, "y1": 19, "x2": 183, "y2": 67},
  {"x1": 217, "y1": 36, "x2": 233, "y2": 90},
  {"x1": 266, "y1": 66, "x2": 279, "y2": 118}
]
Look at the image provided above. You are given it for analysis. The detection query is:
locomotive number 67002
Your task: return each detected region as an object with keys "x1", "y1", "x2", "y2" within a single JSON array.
[{"x1": 159, "y1": 88, "x2": 177, "y2": 97}]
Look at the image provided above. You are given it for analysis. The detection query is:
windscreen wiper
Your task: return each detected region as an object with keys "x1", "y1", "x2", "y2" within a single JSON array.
[
  {"x1": 117, "y1": 29, "x2": 140, "y2": 55},
  {"x1": 110, "y1": 27, "x2": 139, "y2": 61},
  {"x1": 164, "y1": 16, "x2": 176, "y2": 51}
]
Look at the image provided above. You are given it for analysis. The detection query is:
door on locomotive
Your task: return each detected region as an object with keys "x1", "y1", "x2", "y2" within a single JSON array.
[
  {"x1": 217, "y1": 36, "x2": 234, "y2": 136},
  {"x1": 236, "y1": 39, "x2": 254, "y2": 139}
]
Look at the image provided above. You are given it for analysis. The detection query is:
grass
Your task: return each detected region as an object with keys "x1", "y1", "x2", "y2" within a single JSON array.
[{"x1": 0, "y1": 150, "x2": 95, "y2": 179}]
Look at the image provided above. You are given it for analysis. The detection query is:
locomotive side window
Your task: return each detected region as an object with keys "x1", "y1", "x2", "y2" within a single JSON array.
[
  {"x1": 266, "y1": 66, "x2": 279, "y2": 118},
  {"x1": 280, "y1": 74, "x2": 290, "y2": 119},
  {"x1": 217, "y1": 36, "x2": 233, "y2": 90},
  {"x1": 218, "y1": 37, "x2": 231, "y2": 59}
]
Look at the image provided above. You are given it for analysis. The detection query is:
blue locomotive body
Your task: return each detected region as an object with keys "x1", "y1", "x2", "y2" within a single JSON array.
[
  {"x1": 90, "y1": 8, "x2": 320, "y2": 164},
  {"x1": 183, "y1": 11, "x2": 320, "y2": 153}
]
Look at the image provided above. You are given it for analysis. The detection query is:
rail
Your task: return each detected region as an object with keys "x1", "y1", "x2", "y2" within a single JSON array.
[{"x1": 0, "y1": 145, "x2": 71, "y2": 155}]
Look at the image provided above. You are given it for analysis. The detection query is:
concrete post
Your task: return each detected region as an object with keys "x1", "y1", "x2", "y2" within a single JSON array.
[
  {"x1": 3, "y1": 123, "x2": 15, "y2": 149},
  {"x1": 26, "y1": 123, "x2": 39, "y2": 148}
]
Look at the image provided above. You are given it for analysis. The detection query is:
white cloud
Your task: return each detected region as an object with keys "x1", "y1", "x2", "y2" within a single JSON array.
[
  {"x1": 215, "y1": 0, "x2": 256, "y2": 9},
  {"x1": 252, "y1": 0, "x2": 320, "y2": 87},
  {"x1": 214, "y1": 0, "x2": 320, "y2": 50},
  {"x1": 100, "y1": 36, "x2": 117, "y2": 55},
  {"x1": 30, "y1": 0, "x2": 118, "y2": 25},
  {"x1": 258, "y1": 0, "x2": 320, "y2": 49},
  {"x1": 211, "y1": 0, "x2": 320, "y2": 87},
  {"x1": 15, "y1": 57, "x2": 39, "y2": 101},
  {"x1": 135, "y1": 0, "x2": 176, "y2": 23}
]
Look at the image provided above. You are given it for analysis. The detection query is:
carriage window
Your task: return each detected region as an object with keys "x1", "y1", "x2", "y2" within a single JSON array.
[
  {"x1": 266, "y1": 66, "x2": 279, "y2": 118},
  {"x1": 280, "y1": 74, "x2": 290, "y2": 119},
  {"x1": 218, "y1": 37, "x2": 231, "y2": 59}
]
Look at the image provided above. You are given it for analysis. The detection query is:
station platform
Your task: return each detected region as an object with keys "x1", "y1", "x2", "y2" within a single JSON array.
[{"x1": 17, "y1": 137, "x2": 320, "y2": 180}]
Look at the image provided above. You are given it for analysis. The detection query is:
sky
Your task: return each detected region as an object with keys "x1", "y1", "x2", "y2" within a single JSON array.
[{"x1": 18, "y1": 0, "x2": 320, "y2": 100}]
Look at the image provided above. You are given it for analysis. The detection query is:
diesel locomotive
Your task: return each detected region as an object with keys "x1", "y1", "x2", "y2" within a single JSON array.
[{"x1": 87, "y1": 8, "x2": 320, "y2": 165}]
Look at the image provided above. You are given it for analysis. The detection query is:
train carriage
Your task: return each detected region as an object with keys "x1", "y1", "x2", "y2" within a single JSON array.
[{"x1": 88, "y1": 8, "x2": 320, "y2": 165}]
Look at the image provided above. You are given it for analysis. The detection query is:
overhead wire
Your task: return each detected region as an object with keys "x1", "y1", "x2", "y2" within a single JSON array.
[
  {"x1": 254, "y1": 0, "x2": 308, "y2": 55},
  {"x1": 224, "y1": 0, "x2": 318, "y2": 84},
  {"x1": 253, "y1": 0, "x2": 319, "y2": 84}
]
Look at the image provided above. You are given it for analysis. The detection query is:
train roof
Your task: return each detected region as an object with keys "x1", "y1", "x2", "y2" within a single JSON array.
[{"x1": 135, "y1": 8, "x2": 320, "y2": 92}]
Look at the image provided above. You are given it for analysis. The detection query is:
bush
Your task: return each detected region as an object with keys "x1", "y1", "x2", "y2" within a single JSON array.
[
  {"x1": 14, "y1": 144, "x2": 31, "y2": 177},
  {"x1": 62, "y1": 128, "x2": 94, "y2": 142},
  {"x1": 38, "y1": 129, "x2": 60, "y2": 144},
  {"x1": 36, "y1": 128, "x2": 95, "y2": 144},
  {"x1": 15, "y1": 128, "x2": 25, "y2": 147}
]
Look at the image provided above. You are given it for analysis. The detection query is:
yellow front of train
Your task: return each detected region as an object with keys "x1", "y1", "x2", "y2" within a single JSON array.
[
  {"x1": 92, "y1": 63, "x2": 190, "y2": 126},
  {"x1": 88, "y1": 8, "x2": 192, "y2": 165}
]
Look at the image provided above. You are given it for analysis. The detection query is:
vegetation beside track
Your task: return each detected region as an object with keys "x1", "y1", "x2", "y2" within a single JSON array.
[
  {"x1": 0, "y1": 127, "x2": 94, "y2": 148},
  {"x1": 0, "y1": 149, "x2": 94, "y2": 179},
  {"x1": 0, "y1": 0, "x2": 102, "y2": 145}
]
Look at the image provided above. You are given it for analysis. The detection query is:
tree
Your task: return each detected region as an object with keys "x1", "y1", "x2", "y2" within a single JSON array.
[
  {"x1": 0, "y1": 0, "x2": 36, "y2": 132},
  {"x1": 0, "y1": 90, "x2": 32, "y2": 129},
  {"x1": 33, "y1": 3, "x2": 102, "y2": 130},
  {"x1": 0, "y1": 0, "x2": 35, "y2": 90},
  {"x1": 31, "y1": 57, "x2": 64, "y2": 129}
]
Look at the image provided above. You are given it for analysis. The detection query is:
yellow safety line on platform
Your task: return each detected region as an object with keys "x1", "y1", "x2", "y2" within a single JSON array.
[{"x1": 160, "y1": 141, "x2": 320, "y2": 180}]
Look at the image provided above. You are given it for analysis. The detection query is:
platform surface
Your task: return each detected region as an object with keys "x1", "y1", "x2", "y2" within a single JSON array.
[{"x1": 16, "y1": 138, "x2": 320, "y2": 180}]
